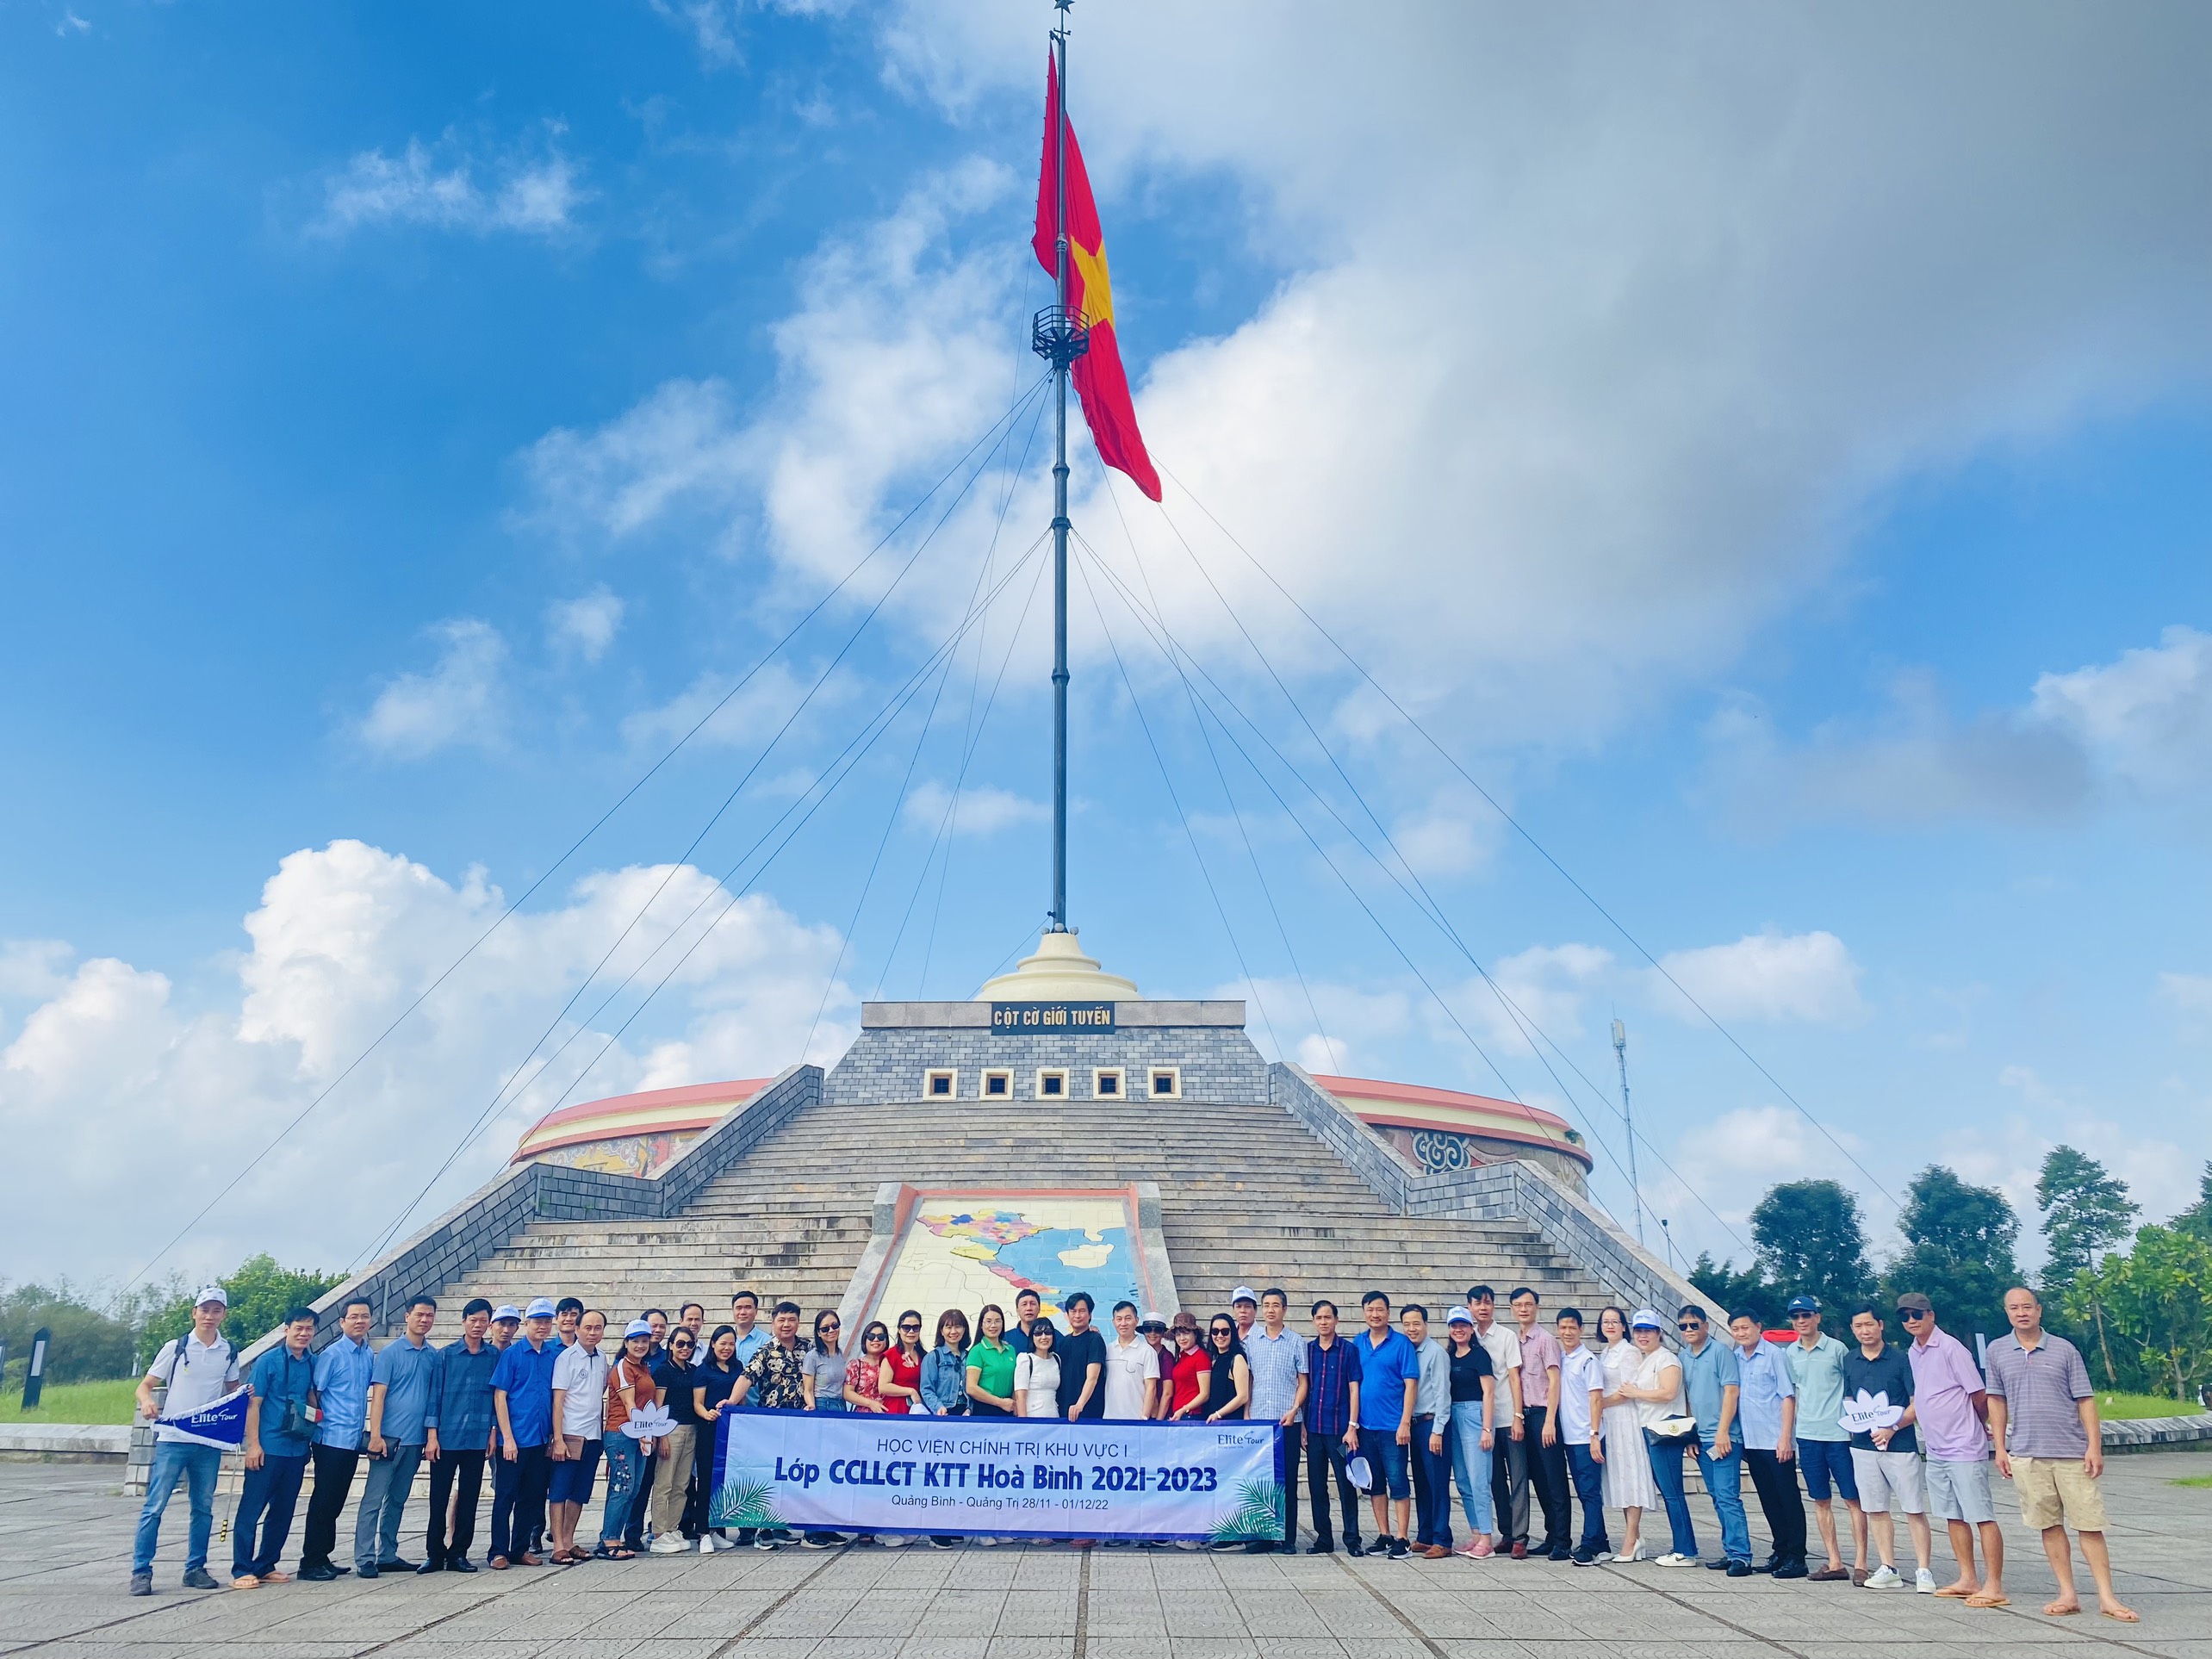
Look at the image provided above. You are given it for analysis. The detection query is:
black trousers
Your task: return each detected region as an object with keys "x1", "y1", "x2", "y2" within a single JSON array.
[
  {"x1": 1492, "y1": 1419, "x2": 1527, "y2": 1543},
  {"x1": 298, "y1": 1444, "x2": 360, "y2": 1570},
  {"x1": 1305, "y1": 1426, "x2": 1361, "y2": 1548},
  {"x1": 1524, "y1": 1407, "x2": 1571, "y2": 1551},
  {"x1": 1277, "y1": 1422, "x2": 1304, "y2": 1548},
  {"x1": 1743, "y1": 1448, "x2": 1809, "y2": 1569},
  {"x1": 426, "y1": 1449, "x2": 486, "y2": 1565},
  {"x1": 490, "y1": 1444, "x2": 551, "y2": 1561}
]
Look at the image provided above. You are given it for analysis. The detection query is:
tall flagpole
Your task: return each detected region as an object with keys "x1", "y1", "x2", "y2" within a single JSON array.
[{"x1": 1047, "y1": 0, "x2": 1074, "y2": 933}]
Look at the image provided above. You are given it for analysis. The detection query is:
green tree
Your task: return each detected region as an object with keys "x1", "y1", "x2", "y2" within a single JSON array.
[
  {"x1": 0, "y1": 1281, "x2": 140, "y2": 1382},
  {"x1": 2171, "y1": 1162, "x2": 2212, "y2": 1243},
  {"x1": 2066, "y1": 1225, "x2": 2212, "y2": 1403},
  {"x1": 1883, "y1": 1165, "x2": 2021, "y2": 1337},
  {"x1": 2036, "y1": 1146, "x2": 2138, "y2": 1296},
  {"x1": 1751, "y1": 1179, "x2": 1877, "y2": 1314},
  {"x1": 136, "y1": 1255, "x2": 345, "y2": 1364},
  {"x1": 1687, "y1": 1253, "x2": 1780, "y2": 1327}
]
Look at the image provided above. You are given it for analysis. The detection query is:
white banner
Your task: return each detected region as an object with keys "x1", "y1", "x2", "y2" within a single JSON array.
[{"x1": 711, "y1": 1409, "x2": 1284, "y2": 1543}]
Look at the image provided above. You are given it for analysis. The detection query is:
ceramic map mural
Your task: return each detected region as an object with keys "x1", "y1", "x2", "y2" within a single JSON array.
[{"x1": 867, "y1": 1194, "x2": 1144, "y2": 1324}]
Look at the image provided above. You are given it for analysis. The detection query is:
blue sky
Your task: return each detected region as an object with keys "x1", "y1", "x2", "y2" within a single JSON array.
[{"x1": 3, "y1": 2, "x2": 2208, "y2": 1288}]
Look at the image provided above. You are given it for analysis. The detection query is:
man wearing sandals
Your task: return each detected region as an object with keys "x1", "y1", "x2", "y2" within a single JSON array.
[
  {"x1": 1898, "y1": 1293, "x2": 2006, "y2": 1608},
  {"x1": 1985, "y1": 1287, "x2": 2139, "y2": 1624}
]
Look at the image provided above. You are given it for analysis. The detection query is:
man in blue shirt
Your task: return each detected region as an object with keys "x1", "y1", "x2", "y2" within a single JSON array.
[
  {"x1": 1354, "y1": 1291, "x2": 1420, "y2": 1559},
  {"x1": 232, "y1": 1306, "x2": 318, "y2": 1588},
  {"x1": 298, "y1": 1296, "x2": 376, "y2": 1581},
  {"x1": 1730, "y1": 1311, "x2": 1807, "y2": 1578},
  {"x1": 423, "y1": 1297, "x2": 499, "y2": 1574},
  {"x1": 1676, "y1": 1304, "x2": 1753, "y2": 1573},
  {"x1": 489, "y1": 1297, "x2": 560, "y2": 1568},
  {"x1": 1302, "y1": 1300, "x2": 1364, "y2": 1556},
  {"x1": 355, "y1": 1296, "x2": 440, "y2": 1577}
]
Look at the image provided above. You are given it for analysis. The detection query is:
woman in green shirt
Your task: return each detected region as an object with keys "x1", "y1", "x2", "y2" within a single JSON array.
[{"x1": 966, "y1": 1303, "x2": 1018, "y2": 1418}]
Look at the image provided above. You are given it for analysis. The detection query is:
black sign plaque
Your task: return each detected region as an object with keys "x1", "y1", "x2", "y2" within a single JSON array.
[{"x1": 990, "y1": 1000, "x2": 1115, "y2": 1033}]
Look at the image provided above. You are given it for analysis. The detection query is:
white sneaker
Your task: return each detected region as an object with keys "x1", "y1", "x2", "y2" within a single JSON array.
[
  {"x1": 698, "y1": 1536, "x2": 716, "y2": 1554},
  {"x1": 649, "y1": 1536, "x2": 687, "y2": 1556},
  {"x1": 1865, "y1": 1565, "x2": 1901, "y2": 1589},
  {"x1": 1914, "y1": 1568, "x2": 1936, "y2": 1594},
  {"x1": 1654, "y1": 1552, "x2": 1696, "y2": 1568}
]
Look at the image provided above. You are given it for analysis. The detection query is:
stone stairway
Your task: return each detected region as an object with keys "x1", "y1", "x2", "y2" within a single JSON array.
[{"x1": 426, "y1": 1096, "x2": 1616, "y2": 1339}]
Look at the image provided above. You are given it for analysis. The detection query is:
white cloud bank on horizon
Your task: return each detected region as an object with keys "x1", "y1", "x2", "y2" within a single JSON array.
[{"x1": 0, "y1": 841, "x2": 851, "y2": 1285}]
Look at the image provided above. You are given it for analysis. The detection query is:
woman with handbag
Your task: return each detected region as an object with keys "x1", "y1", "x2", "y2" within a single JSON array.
[{"x1": 1612, "y1": 1308, "x2": 1699, "y2": 1566}]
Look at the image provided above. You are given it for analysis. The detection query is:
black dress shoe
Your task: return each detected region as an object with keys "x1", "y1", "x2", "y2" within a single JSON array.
[
  {"x1": 415, "y1": 1559, "x2": 444, "y2": 1575},
  {"x1": 1726, "y1": 1559, "x2": 1758, "y2": 1577},
  {"x1": 1771, "y1": 1561, "x2": 1808, "y2": 1580},
  {"x1": 1345, "y1": 1539, "x2": 1365, "y2": 1557},
  {"x1": 448, "y1": 1557, "x2": 478, "y2": 1574},
  {"x1": 1306, "y1": 1540, "x2": 1334, "y2": 1555},
  {"x1": 1704, "y1": 1556, "x2": 1732, "y2": 1569},
  {"x1": 357, "y1": 1564, "x2": 379, "y2": 1581},
  {"x1": 1548, "y1": 1545, "x2": 1573, "y2": 1562},
  {"x1": 299, "y1": 1563, "x2": 341, "y2": 1582},
  {"x1": 377, "y1": 1558, "x2": 416, "y2": 1574},
  {"x1": 1244, "y1": 1541, "x2": 1275, "y2": 1554}
]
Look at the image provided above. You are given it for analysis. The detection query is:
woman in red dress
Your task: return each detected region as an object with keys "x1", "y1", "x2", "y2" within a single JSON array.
[{"x1": 879, "y1": 1308, "x2": 926, "y2": 1414}]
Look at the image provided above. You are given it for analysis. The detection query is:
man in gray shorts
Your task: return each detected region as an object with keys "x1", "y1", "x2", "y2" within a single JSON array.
[{"x1": 1899, "y1": 1292, "x2": 2005, "y2": 1607}]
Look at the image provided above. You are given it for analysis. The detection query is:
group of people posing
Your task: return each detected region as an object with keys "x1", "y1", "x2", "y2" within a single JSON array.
[{"x1": 129, "y1": 1275, "x2": 2137, "y2": 1624}]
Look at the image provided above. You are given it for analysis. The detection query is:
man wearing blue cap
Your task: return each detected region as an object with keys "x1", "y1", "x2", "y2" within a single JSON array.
[
  {"x1": 488, "y1": 1298, "x2": 560, "y2": 1568},
  {"x1": 1783, "y1": 1295, "x2": 1865, "y2": 1582}
]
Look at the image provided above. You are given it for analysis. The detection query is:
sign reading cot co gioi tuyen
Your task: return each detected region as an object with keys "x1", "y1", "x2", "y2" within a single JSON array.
[{"x1": 990, "y1": 1000, "x2": 1115, "y2": 1033}]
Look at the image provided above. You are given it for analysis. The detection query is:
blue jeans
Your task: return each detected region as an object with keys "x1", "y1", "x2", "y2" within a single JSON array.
[
  {"x1": 600, "y1": 1435, "x2": 643, "y2": 1546},
  {"x1": 233, "y1": 1452, "x2": 308, "y2": 1576},
  {"x1": 354, "y1": 1443, "x2": 424, "y2": 1568},
  {"x1": 1565, "y1": 1442, "x2": 1610, "y2": 1553},
  {"x1": 1647, "y1": 1434, "x2": 1700, "y2": 1558},
  {"x1": 1697, "y1": 1440, "x2": 1751, "y2": 1563},
  {"x1": 134, "y1": 1441, "x2": 221, "y2": 1576},
  {"x1": 1356, "y1": 1427, "x2": 1411, "y2": 1501},
  {"x1": 1447, "y1": 1401, "x2": 1495, "y2": 1538}
]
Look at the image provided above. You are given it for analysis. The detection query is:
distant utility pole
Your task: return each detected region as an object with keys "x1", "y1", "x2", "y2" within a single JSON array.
[
  {"x1": 1659, "y1": 1217, "x2": 1676, "y2": 1271},
  {"x1": 1612, "y1": 1019, "x2": 1645, "y2": 1246}
]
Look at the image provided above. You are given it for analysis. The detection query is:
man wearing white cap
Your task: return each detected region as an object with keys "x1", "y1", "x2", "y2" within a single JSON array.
[
  {"x1": 129, "y1": 1285, "x2": 240, "y2": 1595},
  {"x1": 1232, "y1": 1287, "x2": 1259, "y2": 1346},
  {"x1": 488, "y1": 1298, "x2": 560, "y2": 1568}
]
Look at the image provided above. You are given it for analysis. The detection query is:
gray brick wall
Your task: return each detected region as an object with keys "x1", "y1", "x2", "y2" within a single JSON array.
[{"x1": 826, "y1": 1021, "x2": 1269, "y2": 1105}]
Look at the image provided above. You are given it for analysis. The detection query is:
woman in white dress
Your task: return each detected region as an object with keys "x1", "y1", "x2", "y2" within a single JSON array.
[
  {"x1": 1596, "y1": 1307, "x2": 1658, "y2": 1561},
  {"x1": 1612, "y1": 1309, "x2": 1697, "y2": 1565}
]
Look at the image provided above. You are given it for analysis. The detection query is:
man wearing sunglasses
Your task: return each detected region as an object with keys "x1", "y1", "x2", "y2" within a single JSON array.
[
  {"x1": 1675, "y1": 1305, "x2": 1754, "y2": 1575},
  {"x1": 1898, "y1": 1293, "x2": 2006, "y2": 1607}
]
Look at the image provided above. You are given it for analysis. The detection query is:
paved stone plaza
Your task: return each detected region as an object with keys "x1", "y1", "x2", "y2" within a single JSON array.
[{"x1": 2, "y1": 1454, "x2": 2208, "y2": 1659}]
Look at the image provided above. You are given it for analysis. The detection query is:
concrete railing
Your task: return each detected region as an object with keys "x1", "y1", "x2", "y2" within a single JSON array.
[{"x1": 1271, "y1": 1062, "x2": 1716, "y2": 1322}]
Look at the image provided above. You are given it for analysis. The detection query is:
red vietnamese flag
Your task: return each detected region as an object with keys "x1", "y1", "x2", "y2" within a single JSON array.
[{"x1": 1034, "y1": 55, "x2": 1162, "y2": 501}]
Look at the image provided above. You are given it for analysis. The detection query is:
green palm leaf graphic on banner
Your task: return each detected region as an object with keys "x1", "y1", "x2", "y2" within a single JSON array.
[
  {"x1": 711, "y1": 1474, "x2": 784, "y2": 1531},
  {"x1": 1207, "y1": 1476, "x2": 1285, "y2": 1543}
]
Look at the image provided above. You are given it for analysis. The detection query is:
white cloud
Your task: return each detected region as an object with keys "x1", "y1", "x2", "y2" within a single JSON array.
[
  {"x1": 0, "y1": 840, "x2": 851, "y2": 1283},
  {"x1": 1389, "y1": 790, "x2": 1501, "y2": 879},
  {"x1": 314, "y1": 131, "x2": 587, "y2": 239},
  {"x1": 2032, "y1": 626, "x2": 2212, "y2": 798},
  {"x1": 1653, "y1": 930, "x2": 1866, "y2": 1026},
  {"x1": 1707, "y1": 630, "x2": 2212, "y2": 828},
  {"x1": 357, "y1": 619, "x2": 509, "y2": 759},
  {"x1": 902, "y1": 780, "x2": 1048, "y2": 837},
  {"x1": 1456, "y1": 943, "x2": 1615, "y2": 1056},
  {"x1": 0, "y1": 939, "x2": 73, "y2": 1000},
  {"x1": 522, "y1": 378, "x2": 751, "y2": 541},
  {"x1": 547, "y1": 588, "x2": 625, "y2": 662},
  {"x1": 854, "y1": 5, "x2": 2212, "y2": 748},
  {"x1": 2159, "y1": 972, "x2": 2212, "y2": 1037}
]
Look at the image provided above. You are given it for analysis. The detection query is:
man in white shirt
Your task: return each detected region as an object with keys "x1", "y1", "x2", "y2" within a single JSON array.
[
  {"x1": 1102, "y1": 1301, "x2": 1160, "y2": 1420},
  {"x1": 547, "y1": 1311, "x2": 609, "y2": 1563},
  {"x1": 1465, "y1": 1285, "x2": 1525, "y2": 1550},
  {"x1": 1556, "y1": 1308, "x2": 1612, "y2": 1564},
  {"x1": 131, "y1": 1286, "x2": 242, "y2": 1595}
]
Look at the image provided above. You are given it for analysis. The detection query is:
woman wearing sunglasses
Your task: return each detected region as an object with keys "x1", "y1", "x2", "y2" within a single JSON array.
[
  {"x1": 1203, "y1": 1319, "x2": 1252, "y2": 1422},
  {"x1": 804, "y1": 1311, "x2": 847, "y2": 1414},
  {"x1": 879, "y1": 1310, "x2": 927, "y2": 1415},
  {"x1": 645, "y1": 1327, "x2": 700, "y2": 1554}
]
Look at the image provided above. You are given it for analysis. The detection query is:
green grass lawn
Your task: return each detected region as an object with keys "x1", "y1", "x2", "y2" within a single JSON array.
[
  {"x1": 0, "y1": 1378, "x2": 140, "y2": 1426},
  {"x1": 2097, "y1": 1391, "x2": 2207, "y2": 1420},
  {"x1": 2171, "y1": 1474, "x2": 2212, "y2": 1488}
]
